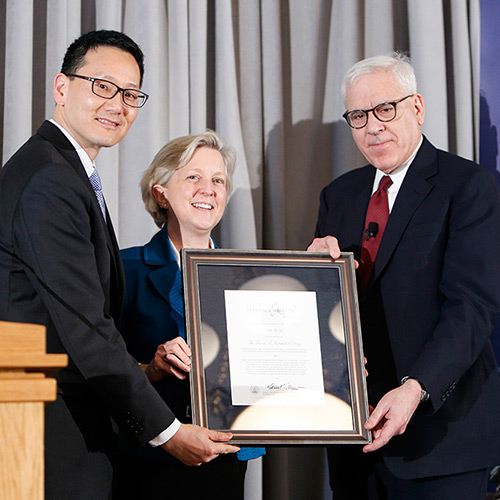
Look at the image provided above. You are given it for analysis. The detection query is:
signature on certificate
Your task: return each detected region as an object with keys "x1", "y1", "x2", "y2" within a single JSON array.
[{"x1": 267, "y1": 382, "x2": 302, "y2": 392}]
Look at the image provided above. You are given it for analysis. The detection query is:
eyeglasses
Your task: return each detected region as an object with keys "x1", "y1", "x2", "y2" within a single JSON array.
[
  {"x1": 342, "y1": 94, "x2": 414, "y2": 129},
  {"x1": 65, "y1": 73, "x2": 149, "y2": 108}
]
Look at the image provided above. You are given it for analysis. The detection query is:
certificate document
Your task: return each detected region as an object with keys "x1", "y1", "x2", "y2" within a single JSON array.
[{"x1": 224, "y1": 290, "x2": 325, "y2": 406}]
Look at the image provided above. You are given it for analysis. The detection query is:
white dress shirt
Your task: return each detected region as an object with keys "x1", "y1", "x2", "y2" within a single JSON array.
[{"x1": 372, "y1": 136, "x2": 423, "y2": 212}]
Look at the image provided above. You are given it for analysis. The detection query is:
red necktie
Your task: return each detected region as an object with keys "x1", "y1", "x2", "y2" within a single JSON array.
[{"x1": 357, "y1": 175, "x2": 393, "y2": 297}]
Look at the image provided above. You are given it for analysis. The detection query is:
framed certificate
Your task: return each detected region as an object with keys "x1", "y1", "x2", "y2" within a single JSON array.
[{"x1": 181, "y1": 249, "x2": 370, "y2": 445}]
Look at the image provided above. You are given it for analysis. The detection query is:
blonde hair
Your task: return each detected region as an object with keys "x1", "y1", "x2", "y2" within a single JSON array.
[{"x1": 141, "y1": 130, "x2": 235, "y2": 228}]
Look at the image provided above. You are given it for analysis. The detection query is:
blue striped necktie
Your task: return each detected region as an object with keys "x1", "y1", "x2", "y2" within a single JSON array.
[{"x1": 89, "y1": 168, "x2": 107, "y2": 222}]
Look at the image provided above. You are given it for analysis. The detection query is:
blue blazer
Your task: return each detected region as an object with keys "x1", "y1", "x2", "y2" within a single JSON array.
[
  {"x1": 120, "y1": 227, "x2": 264, "y2": 461},
  {"x1": 121, "y1": 227, "x2": 190, "y2": 426}
]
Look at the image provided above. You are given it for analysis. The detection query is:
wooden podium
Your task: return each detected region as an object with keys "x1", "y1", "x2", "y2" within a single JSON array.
[{"x1": 0, "y1": 321, "x2": 67, "y2": 500}]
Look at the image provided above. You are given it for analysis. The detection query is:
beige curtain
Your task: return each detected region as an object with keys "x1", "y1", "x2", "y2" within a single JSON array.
[{"x1": 0, "y1": 1, "x2": 481, "y2": 498}]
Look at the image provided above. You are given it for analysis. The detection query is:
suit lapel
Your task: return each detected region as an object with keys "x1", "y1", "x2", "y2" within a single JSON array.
[
  {"x1": 149, "y1": 264, "x2": 184, "y2": 318},
  {"x1": 106, "y1": 217, "x2": 125, "y2": 308},
  {"x1": 341, "y1": 167, "x2": 375, "y2": 258},
  {"x1": 144, "y1": 228, "x2": 184, "y2": 319},
  {"x1": 38, "y1": 121, "x2": 111, "y2": 229},
  {"x1": 145, "y1": 231, "x2": 217, "y2": 324},
  {"x1": 37, "y1": 121, "x2": 125, "y2": 307},
  {"x1": 37, "y1": 121, "x2": 85, "y2": 179},
  {"x1": 38, "y1": 121, "x2": 112, "y2": 230},
  {"x1": 370, "y1": 138, "x2": 438, "y2": 287}
]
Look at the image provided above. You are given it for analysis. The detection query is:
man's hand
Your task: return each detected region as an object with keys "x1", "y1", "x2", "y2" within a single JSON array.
[
  {"x1": 162, "y1": 423, "x2": 240, "y2": 466},
  {"x1": 307, "y1": 236, "x2": 342, "y2": 259},
  {"x1": 307, "y1": 236, "x2": 359, "y2": 268},
  {"x1": 363, "y1": 379, "x2": 421, "y2": 453},
  {"x1": 142, "y1": 337, "x2": 192, "y2": 382}
]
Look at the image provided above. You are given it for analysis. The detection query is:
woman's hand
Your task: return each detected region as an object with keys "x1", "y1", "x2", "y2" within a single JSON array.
[{"x1": 142, "y1": 337, "x2": 192, "y2": 382}]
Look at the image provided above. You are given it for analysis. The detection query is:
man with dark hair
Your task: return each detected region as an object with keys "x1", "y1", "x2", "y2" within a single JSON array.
[
  {"x1": 309, "y1": 53, "x2": 500, "y2": 499},
  {"x1": 0, "y1": 30, "x2": 237, "y2": 500},
  {"x1": 61, "y1": 29, "x2": 145, "y2": 85}
]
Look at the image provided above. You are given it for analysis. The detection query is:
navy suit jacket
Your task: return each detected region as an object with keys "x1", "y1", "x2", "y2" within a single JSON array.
[
  {"x1": 0, "y1": 122, "x2": 175, "y2": 477},
  {"x1": 315, "y1": 136, "x2": 500, "y2": 479}
]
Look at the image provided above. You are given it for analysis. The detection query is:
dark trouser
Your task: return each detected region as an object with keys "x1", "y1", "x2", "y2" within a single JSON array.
[
  {"x1": 45, "y1": 394, "x2": 115, "y2": 500},
  {"x1": 113, "y1": 453, "x2": 248, "y2": 500},
  {"x1": 328, "y1": 446, "x2": 489, "y2": 500}
]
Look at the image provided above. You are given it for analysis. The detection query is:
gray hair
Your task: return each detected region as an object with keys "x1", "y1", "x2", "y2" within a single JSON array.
[
  {"x1": 141, "y1": 130, "x2": 236, "y2": 228},
  {"x1": 341, "y1": 52, "x2": 417, "y2": 105}
]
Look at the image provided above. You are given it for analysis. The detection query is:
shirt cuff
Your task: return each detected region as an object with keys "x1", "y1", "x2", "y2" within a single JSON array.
[{"x1": 148, "y1": 418, "x2": 181, "y2": 447}]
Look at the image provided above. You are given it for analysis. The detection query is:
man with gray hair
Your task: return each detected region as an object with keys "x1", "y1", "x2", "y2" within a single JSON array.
[{"x1": 309, "y1": 53, "x2": 500, "y2": 499}]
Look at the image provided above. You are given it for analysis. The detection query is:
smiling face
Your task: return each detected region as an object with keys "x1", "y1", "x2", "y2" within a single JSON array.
[
  {"x1": 52, "y1": 45, "x2": 141, "y2": 160},
  {"x1": 154, "y1": 147, "x2": 228, "y2": 247},
  {"x1": 346, "y1": 69, "x2": 425, "y2": 174}
]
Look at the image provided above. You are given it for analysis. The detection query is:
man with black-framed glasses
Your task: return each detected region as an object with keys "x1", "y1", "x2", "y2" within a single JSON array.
[
  {"x1": 309, "y1": 52, "x2": 500, "y2": 499},
  {"x1": 0, "y1": 30, "x2": 237, "y2": 500},
  {"x1": 63, "y1": 73, "x2": 149, "y2": 108}
]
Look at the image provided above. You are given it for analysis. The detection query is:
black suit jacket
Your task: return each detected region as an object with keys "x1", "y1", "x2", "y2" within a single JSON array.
[
  {"x1": 0, "y1": 122, "x2": 175, "y2": 475},
  {"x1": 315, "y1": 136, "x2": 500, "y2": 479}
]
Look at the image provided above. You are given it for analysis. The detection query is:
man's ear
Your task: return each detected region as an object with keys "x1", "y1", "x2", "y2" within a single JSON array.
[
  {"x1": 53, "y1": 73, "x2": 69, "y2": 106},
  {"x1": 413, "y1": 93, "x2": 425, "y2": 126}
]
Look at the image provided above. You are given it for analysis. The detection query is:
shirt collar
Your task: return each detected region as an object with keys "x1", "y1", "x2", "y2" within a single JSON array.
[
  {"x1": 169, "y1": 236, "x2": 215, "y2": 268},
  {"x1": 49, "y1": 119, "x2": 95, "y2": 177},
  {"x1": 373, "y1": 135, "x2": 423, "y2": 195}
]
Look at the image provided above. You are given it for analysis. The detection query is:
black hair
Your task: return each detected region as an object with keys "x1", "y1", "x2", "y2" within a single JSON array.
[{"x1": 60, "y1": 30, "x2": 145, "y2": 86}]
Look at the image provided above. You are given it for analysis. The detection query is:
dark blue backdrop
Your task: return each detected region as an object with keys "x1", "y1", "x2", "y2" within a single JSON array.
[{"x1": 480, "y1": 0, "x2": 500, "y2": 369}]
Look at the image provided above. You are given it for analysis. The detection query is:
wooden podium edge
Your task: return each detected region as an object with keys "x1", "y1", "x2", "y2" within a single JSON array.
[
  {"x1": 0, "y1": 353, "x2": 68, "y2": 370},
  {"x1": 0, "y1": 321, "x2": 68, "y2": 500},
  {"x1": 0, "y1": 378, "x2": 58, "y2": 403}
]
